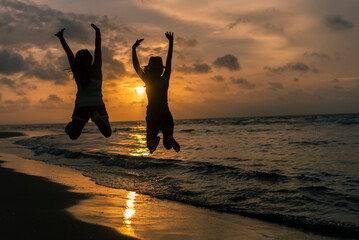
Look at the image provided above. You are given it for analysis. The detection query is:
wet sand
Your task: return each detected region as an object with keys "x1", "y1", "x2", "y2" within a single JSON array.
[
  {"x1": 0, "y1": 132, "x2": 25, "y2": 138},
  {"x1": 0, "y1": 160, "x2": 135, "y2": 240}
]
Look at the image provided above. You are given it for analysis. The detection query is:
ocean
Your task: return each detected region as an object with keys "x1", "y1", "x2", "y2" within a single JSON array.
[{"x1": 2, "y1": 113, "x2": 359, "y2": 238}]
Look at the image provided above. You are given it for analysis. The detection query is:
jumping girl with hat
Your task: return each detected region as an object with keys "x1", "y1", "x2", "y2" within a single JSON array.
[{"x1": 132, "y1": 32, "x2": 180, "y2": 153}]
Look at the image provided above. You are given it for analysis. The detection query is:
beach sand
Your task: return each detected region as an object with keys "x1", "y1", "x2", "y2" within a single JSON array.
[{"x1": 0, "y1": 133, "x2": 338, "y2": 240}]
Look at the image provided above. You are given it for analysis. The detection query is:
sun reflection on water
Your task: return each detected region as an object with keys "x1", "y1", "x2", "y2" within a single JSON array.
[
  {"x1": 130, "y1": 132, "x2": 150, "y2": 157},
  {"x1": 120, "y1": 191, "x2": 137, "y2": 236}
]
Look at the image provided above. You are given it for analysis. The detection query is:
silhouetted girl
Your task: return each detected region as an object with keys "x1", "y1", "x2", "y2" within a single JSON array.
[
  {"x1": 132, "y1": 32, "x2": 180, "y2": 153},
  {"x1": 55, "y1": 24, "x2": 111, "y2": 140}
]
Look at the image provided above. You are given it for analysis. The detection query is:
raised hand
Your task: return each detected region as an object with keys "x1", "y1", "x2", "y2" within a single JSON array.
[
  {"x1": 91, "y1": 24, "x2": 100, "y2": 31},
  {"x1": 132, "y1": 39, "x2": 144, "y2": 48},
  {"x1": 55, "y1": 28, "x2": 65, "y2": 38},
  {"x1": 165, "y1": 32, "x2": 174, "y2": 42}
]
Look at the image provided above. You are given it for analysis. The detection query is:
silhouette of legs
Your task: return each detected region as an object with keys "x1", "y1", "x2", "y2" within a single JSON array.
[
  {"x1": 67, "y1": 105, "x2": 111, "y2": 140},
  {"x1": 146, "y1": 108, "x2": 179, "y2": 153},
  {"x1": 146, "y1": 123, "x2": 160, "y2": 153},
  {"x1": 92, "y1": 111, "x2": 112, "y2": 138},
  {"x1": 161, "y1": 110, "x2": 180, "y2": 152},
  {"x1": 65, "y1": 119, "x2": 86, "y2": 140}
]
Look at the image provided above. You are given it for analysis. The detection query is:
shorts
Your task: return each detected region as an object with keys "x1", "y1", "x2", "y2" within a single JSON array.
[{"x1": 72, "y1": 105, "x2": 109, "y2": 122}]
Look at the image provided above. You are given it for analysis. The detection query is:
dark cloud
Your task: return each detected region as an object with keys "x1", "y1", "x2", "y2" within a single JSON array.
[
  {"x1": 293, "y1": 77, "x2": 299, "y2": 82},
  {"x1": 211, "y1": 75, "x2": 225, "y2": 82},
  {"x1": 231, "y1": 77, "x2": 255, "y2": 89},
  {"x1": 25, "y1": 52, "x2": 69, "y2": 85},
  {"x1": 264, "y1": 62, "x2": 318, "y2": 74},
  {"x1": 0, "y1": 77, "x2": 37, "y2": 95},
  {"x1": 269, "y1": 82, "x2": 284, "y2": 90},
  {"x1": 326, "y1": 15, "x2": 354, "y2": 31},
  {"x1": 0, "y1": 0, "x2": 134, "y2": 87},
  {"x1": 0, "y1": 0, "x2": 131, "y2": 47},
  {"x1": 184, "y1": 86, "x2": 195, "y2": 92},
  {"x1": 102, "y1": 46, "x2": 127, "y2": 80},
  {"x1": 213, "y1": 55, "x2": 240, "y2": 71},
  {"x1": 227, "y1": 8, "x2": 285, "y2": 34},
  {"x1": 303, "y1": 52, "x2": 329, "y2": 61},
  {"x1": 0, "y1": 77, "x2": 16, "y2": 88},
  {"x1": 152, "y1": 47, "x2": 163, "y2": 54},
  {"x1": 39, "y1": 94, "x2": 63, "y2": 104},
  {"x1": 0, "y1": 49, "x2": 27, "y2": 75},
  {"x1": 56, "y1": 18, "x2": 91, "y2": 43},
  {"x1": 177, "y1": 63, "x2": 211, "y2": 74},
  {"x1": 176, "y1": 37, "x2": 197, "y2": 48},
  {"x1": 39, "y1": 94, "x2": 70, "y2": 109},
  {"x1": 0, "y1": 97, "x2": 30, "y2": 111}
]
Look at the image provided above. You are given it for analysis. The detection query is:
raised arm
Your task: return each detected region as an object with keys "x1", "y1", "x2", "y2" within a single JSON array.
[
  {"x1": 163, "y1": 32, "x2": 173, "y2": 79},
  {"x1": 91, "y1": 24, "x2": 102, "y2": 69},
  {"x1": 55, "y1": 28, "x2": 75, "y2": 69},
  {"x1": 132, "y1": 39, "x2": 145, "y2": 80}
]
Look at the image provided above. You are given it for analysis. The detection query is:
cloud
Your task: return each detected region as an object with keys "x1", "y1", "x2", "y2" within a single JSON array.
[
  {"x1": 39, "y1": 94, "x2": 63, "y2": 104},
  {"x1": 177, "y1": 63, "x2": 211, "y2": 74},
  {"x1": 264, "y1": 62, "x2": 318, "y2": 74},
  {"x1": 303, "y1": 52, "x2": 329, "y2": 61},
  {"x1": 0, "y1": 77, "x2": 37, "y2": 95},
  {"x1": 176, "y1": 37, "x2": 197, "y2": 48},
  {"x1": 269, "y1": 82, "x2": 283, "y2": 90},
  {"x1": 231, "y1": 77, "x2": 255, "y2": 89},
  {"x1": 184, "y1": 86, "x2": 195, "y2": 91},
  {"x1": 39, "y1": 94, "x2": 70, "y2": 109},
  {"x1": 211, "y1": 75, "x2": 225, "y2": 82},
  {"x1": 227, "y1": 8, "x2": 286, "y2": 35},
  {"x1": 293, "y1": 77, "x2": 299, "y2": 82},
  {"x1": 0, "y1": 77, "x2": 16, "y2": 88},
  {"x1": 0, "y1": 0, "x2": 131, "y2": 47},
  {"x1": 0, "y1": 0, "x2": 134, "y2": 86},
  {"x1": 213, "y1": 54, "x2": 240, "y2": 71},
  {"x1": 25, "y1": 52, "x2": 70, "y2": 85},
  {"x1": 56, "y1": 18, "x2": 91, "y2": 44},
  {"x1": 0, "y1": 97, "x2": 30, "y2": 111},
  {"x1": 0, "y1": 49, "x2": 27, "y2": 75},
  {"x1": 325, "y1": 15, "x2": 354, "y2": 31},
  {"x1": 102, "y1": 47, "x2": 127, "y2": 80}
]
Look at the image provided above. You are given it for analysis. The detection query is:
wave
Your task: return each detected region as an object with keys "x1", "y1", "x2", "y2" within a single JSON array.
[
  {"x1": 14, "y1": 135, "x2": 359, "y2": 238},
  {"x1": 175, "y1": 113, "x2": 359, "y2": 127},
  {"x1": 288, "y1": 140, "x2": 331, "y2": 146},
  {"x1": 234, "y1": 211, "x2": 359, "y2": 239},
  {"x1": 180, "y1": 129, "x2": 195, "y2": 132}
]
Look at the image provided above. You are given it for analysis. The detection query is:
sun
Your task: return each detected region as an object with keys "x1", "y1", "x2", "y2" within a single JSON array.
[{"x1": 135, "y1": 86, "x2": 146, "y2": 95}]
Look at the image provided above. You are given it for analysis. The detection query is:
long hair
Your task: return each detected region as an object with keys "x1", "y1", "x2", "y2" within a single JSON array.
[{"x1": 72, "y1": 49, "x2": 93, "y2": 89}]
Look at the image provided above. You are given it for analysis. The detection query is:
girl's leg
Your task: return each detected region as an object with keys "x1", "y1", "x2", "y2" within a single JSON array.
[
  {"x1": 65, "y1": 119, "x2": 87, "y2": 140},
  {"x1": 162, "y1": 111, "x2": 180, "y2": 152},
  {"x1": 92, "y1": 111, "x2": 112, "y2": 138},
  {"x1": 146, "y1": 121, "x2": 160, "y2": 154}
]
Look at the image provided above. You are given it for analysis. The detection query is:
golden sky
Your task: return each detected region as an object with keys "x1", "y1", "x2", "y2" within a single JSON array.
[{"x1": 1, "y1": 0, "x2": 359, "y2": 124}]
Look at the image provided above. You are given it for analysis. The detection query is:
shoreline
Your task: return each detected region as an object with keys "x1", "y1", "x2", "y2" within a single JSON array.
[
  {"x1": 0, "y1": 133, "x2": 341, "y2": 240},
  {"x1": 0, "y1": 159, "x2": 135, "y2": 240}
]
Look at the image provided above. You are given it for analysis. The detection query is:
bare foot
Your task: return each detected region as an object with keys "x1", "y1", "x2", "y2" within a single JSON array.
[
  {"x1": 148, "y1": 136, "x2": 160, "y2": 154},
  {"x1": 171, "y1": 137, "x2": 180, "y2": 152}
]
